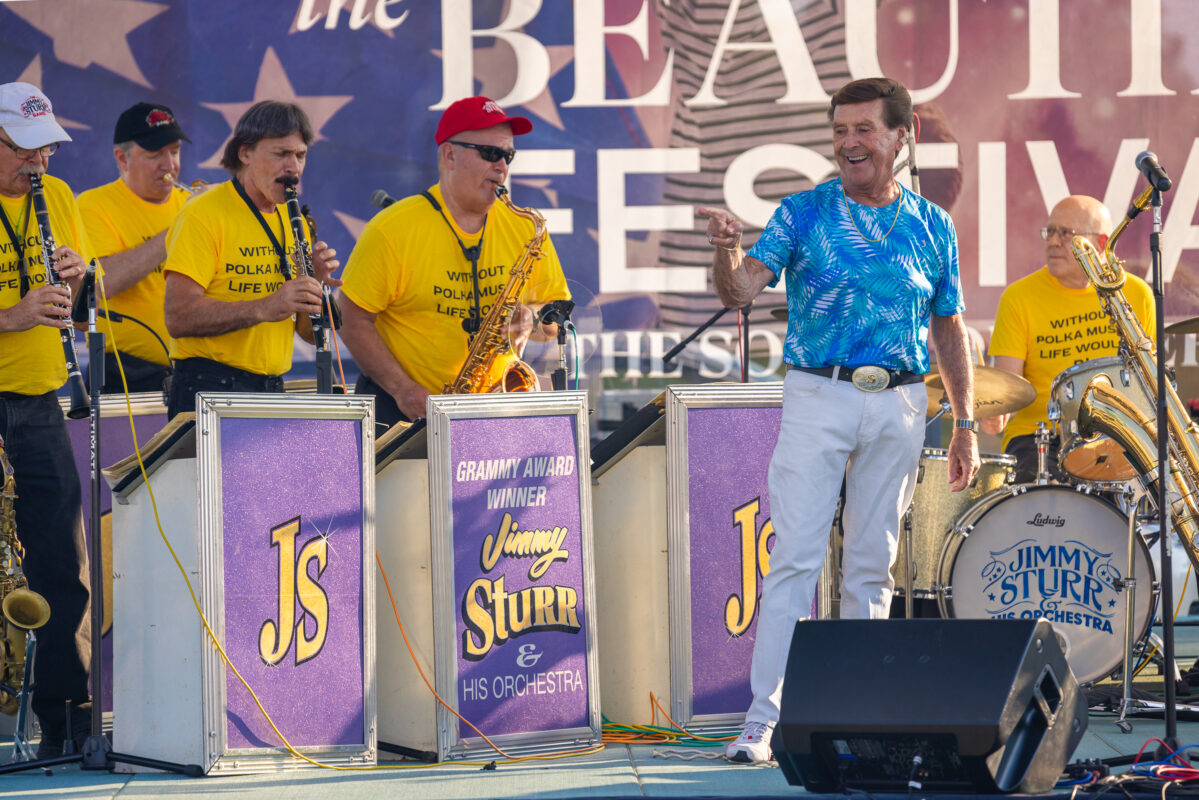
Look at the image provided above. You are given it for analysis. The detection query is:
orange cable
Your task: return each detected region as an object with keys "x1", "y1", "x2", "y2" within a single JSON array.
[{"x1": 649, "y1": 693, "x2": 734, "y2": 743}]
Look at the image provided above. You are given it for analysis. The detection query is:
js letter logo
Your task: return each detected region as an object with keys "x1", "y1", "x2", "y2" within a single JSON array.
[{"x1": 259, "y1": 516, "x2": 329, "y2": 666}]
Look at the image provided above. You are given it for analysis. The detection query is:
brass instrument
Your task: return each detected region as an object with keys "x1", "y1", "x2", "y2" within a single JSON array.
[
  {"x1": 0, "y1": 436, "x2": 51, "y2": 716},
  {"x1": 443, "y1": 186, "x2": 543, "y2": 394},
  {"x1": 27, "y1": 173, "x2": 89, "y2": 420},
  {"x1": 164, "y1": 175, "x2": 209, "y2": 194},
  {"x1": 1068, "y1": 185, "x2": 1199, "y2": 573}
]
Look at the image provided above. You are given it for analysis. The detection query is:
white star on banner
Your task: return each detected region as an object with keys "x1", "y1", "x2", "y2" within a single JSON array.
[
  {"x1": 199, "y1": 47, "x2": 353, "y2": 169},
  {"x1": 7, "y1": 0, "x2": 169, "y2": 89}
]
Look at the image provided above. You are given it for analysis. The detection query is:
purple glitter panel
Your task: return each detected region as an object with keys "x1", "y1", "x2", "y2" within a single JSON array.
[
  {"x1": 685, "y1": 406, "x2": 781, "y2": 717},
  {"x1": 68, "y1": 410, "x2": 166, "y2": 714},
  {"x1": 219, "y1": 417, "x2": 365, "y2": 749},
  {"x1": 449, "y1": 415, "x2": 589, "y2": 740}
]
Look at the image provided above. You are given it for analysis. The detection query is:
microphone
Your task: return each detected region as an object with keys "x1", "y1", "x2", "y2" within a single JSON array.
[
  {"x1": 1136, "y1": 151, "x2": 1172, "y2": 192},
  {"x1": 371, "y1": 189, "x2": 396, "y2": 209},
  {"x1": 538, "y1": 299, "x2": 575, "y2": 329}
]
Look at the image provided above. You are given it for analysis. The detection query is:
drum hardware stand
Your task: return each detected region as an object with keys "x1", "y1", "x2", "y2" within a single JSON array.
[
  {"x1": 0, "y1": 266, "x2": 203, "y2": 777},
  {"x1": 901, "y1": 511, "x2": 915, "y2": 619},
  {"x1": 1034, "y1": 422, "x2": 1053, "y2": 486},
  {"x1": 1116, "y1": 496, "x2": 1154, "y2": 732}
]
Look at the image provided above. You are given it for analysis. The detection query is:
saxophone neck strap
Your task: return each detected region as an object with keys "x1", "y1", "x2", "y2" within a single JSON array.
[
  {"x1": 0, "y1": 196, "x2": 32, "y2": 298},
  {"x1": 422, "y1": 189, "x2": 487, "y2": 336},
  {"x1": 232, "y1": 177, "x2": 291, "y2": 279}
]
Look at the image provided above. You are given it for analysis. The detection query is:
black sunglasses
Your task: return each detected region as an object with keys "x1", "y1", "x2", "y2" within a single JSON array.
[{"x1": 449, "y1": 140, "x2": 516, "y2": 165}]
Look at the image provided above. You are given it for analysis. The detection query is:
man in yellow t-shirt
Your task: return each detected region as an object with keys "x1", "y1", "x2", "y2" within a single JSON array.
[
  {"x1": 339, "y1": 96, "x2": 570, "y2": 428},
  {"x1": 77, "y1": 102, "x2": 192, "y2": 394},
  {"x1": 162, "y1": 100, "x2": 340, "y2": 419},
  {"x1": 0, "y1": 82, "x2": 93, "y2": 758},
  {"x1": 985, "y1": 194, "x2": 1155, "y2": 483}
]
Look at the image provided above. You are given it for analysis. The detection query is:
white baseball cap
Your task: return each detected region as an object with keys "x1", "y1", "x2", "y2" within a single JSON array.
[{"x1": 0, "y1": 82, "x2": 71, "y2": 150}]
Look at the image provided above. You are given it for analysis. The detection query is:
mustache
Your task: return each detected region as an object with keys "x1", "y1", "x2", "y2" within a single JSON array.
[
  {"x1": 275, "y1": 175, "x2": 300, "y2": 188},
  {"x1": 18, "y1": 164, "x2": 45, "y2": 177}
]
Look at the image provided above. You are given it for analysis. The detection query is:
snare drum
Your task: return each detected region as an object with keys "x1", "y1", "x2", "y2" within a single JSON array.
[
  {"x1": 893, "y1": 449, "x2": 1015, "y2": 596},
  {"x1": 1049, "y1": 357, "x2": 1150, "y2": 482},
  {"x1": 938, "y1": 484, "x2": 1155, "y2": 684}
]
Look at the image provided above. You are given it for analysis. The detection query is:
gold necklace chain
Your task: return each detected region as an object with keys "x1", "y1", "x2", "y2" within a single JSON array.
[{"x1": 842, "y1": 184, "x2": 901, "y2": 244}]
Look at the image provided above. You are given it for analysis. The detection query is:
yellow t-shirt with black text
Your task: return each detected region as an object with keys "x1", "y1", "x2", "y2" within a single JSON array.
[
  {"x1": 988, "y1": 265, "x2": 1155, "y2": 450},
  {"x1": 164, "y1": 180, "x2": 309, "y2": 376},
  {"x1": 0, "y1": 174, "x2": 91, "y2": 395},
  {"x1": 78, "y1": 178, "x2": 187, "y2": 365},
  {"x1": 341, "y1": 183, "x2": 570, "y2": 393}
]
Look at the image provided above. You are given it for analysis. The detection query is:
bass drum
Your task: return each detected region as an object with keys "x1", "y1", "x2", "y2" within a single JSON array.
[{"x1": 938, "y1": 484, "x2": 1155, "y2": 685}]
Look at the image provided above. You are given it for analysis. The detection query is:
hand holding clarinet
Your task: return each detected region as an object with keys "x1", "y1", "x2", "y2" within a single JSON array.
[{"x1": 27, "y1": 172, "x2": 89, "y2": 417}]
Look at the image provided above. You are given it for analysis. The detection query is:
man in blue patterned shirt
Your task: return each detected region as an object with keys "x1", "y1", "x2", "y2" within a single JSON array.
[{"x1": 699, "y1": 77, "x2": 979, "y2": 763}]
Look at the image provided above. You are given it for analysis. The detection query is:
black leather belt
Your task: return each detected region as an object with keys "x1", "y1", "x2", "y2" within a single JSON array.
[{"x1": 786, "y1": 364, "x2": 924, "y2": 392}]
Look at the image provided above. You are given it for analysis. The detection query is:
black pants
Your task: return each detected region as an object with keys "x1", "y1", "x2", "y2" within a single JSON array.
[
  {"x1": 1005, "y1": 433, "x2": 1068, "y2": 485},
  {"x1": 355, "y1": 374, "x2": 410, "y2": 432},
  {"x1": 167, "y1": 357, "x2": 285, "y2": 419},
  {"x1": 0, "y1": 392, "x2": 92, "y2": 733},
  {"x1": 99, "y1": 351, "x2": 171, "y2": 396}
]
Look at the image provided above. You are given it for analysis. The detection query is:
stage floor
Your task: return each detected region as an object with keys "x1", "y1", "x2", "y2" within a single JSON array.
[{"x1": 4, "y1": 625, "x2": 1199, "y2": 800}]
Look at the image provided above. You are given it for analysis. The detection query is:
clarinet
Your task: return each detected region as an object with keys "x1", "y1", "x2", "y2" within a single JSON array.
[
  {"x1": 27, "y1": 173, "x2": 89, "y2": 419},
  {"x1": 280, "y1": 179, "x2": 341, "y2": 394}
]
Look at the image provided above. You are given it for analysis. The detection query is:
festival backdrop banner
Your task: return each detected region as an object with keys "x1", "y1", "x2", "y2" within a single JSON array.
[
  {"x1": 427, "y1": 391, "x2": 600, "y2": 760},
  {"x1": 6, "y1": 0, "x2": 1199, "y2": 384}
]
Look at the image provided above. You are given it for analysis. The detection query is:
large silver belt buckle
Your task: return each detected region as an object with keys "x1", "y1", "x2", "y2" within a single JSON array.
[{"x1": 850, "y1": 366, "x2": 890, "y2": 393}]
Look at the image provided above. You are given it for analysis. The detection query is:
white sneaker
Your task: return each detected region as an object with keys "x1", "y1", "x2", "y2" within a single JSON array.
[{"x1": 726, "y1": 720, "x2": 775, "y2": 763}]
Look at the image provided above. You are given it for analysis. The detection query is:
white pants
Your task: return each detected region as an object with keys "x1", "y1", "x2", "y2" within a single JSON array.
[{"x1": 745, "y1": 368, "x2": 927, "y2": 724}]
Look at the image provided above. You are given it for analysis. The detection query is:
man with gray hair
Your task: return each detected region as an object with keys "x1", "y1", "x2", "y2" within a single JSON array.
[
  {"x1": 77, "y1": 102, "x2": 193, "y2": 394},
  {"x1": 162, "y1": 100, "x2": 341, "y2": 418},
  {"x1": 0, "y1": 81, "x2": 93, "y2": 758}
]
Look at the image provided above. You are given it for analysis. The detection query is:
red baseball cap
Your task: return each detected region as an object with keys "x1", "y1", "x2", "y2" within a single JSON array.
[{"x1": 435, "y1": 96, "x2": 531, "y2": 145}]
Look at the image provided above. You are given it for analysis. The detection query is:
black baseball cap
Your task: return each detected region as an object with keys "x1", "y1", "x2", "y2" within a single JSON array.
[{"x1": 113, "y1": 102, "x2": 190, "y2": 151}]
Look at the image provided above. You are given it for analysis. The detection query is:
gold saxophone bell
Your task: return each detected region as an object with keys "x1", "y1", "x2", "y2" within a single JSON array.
[{"x1": 2, "y1": 588, "x2": 50, "y2": 631}]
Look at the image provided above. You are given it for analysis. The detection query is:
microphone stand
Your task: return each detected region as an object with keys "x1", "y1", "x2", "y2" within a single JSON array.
[
  {"x1": 539, "y1": 300, "x2": 575, "y2": 391},
  {"x1": 662, "y1": 303, "x2": 753, "y2": 380},
  {"x1": 1148, "y1": 184, "x2": 1179, "y2": 747},
  {"x1": 0, "y1": 275, "x2": 204, "y2": 777}
]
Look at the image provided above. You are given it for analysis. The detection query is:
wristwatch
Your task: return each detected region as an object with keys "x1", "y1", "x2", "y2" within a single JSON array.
[{"x1": 954, "y1": 418, "x2": 978, "y2": 433}]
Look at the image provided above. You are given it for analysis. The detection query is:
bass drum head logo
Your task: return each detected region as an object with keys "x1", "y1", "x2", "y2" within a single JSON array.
[{"x1": 947, "y1": 486, "x2": 1155, "y2": 684}]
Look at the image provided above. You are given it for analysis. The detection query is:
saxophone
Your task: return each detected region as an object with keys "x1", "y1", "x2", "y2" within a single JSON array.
[
  {"x1": 0, "y1": 436, "x2": 51, "y2": 716},
  {"x1": 443, "y1": 186, "x2": 544, "y2": 394},
  {"x1": 1069, "y1": 185, "x2": 1199, "y2": 574}
]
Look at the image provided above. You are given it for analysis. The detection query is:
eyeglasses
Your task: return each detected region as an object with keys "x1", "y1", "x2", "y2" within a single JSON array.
[
  {"x1": 0, "y1": 136, "x2": 59, "y2": 159},
  {"x1": 1040, "y1": 226, "x2": 1102, "y2": 241},
  {"x1": 449, "y1": 140, "x2": 515, "y2": 165}
]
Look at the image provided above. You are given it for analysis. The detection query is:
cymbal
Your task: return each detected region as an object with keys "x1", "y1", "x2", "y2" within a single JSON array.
[
  {"x1": 924, "y1": 365, "x2": 1036, "y2": 419},
  {"x1": 1165, "y1": 317, "x2": 1199, "y2": 335},
  {"x1": 770, "y1": 307, "x2": 788, "y2": 322}
]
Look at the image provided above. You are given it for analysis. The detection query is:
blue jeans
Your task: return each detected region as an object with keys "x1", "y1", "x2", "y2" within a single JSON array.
[{"x1": 0, "y1": 391, "x2": 91, "y2": 731}]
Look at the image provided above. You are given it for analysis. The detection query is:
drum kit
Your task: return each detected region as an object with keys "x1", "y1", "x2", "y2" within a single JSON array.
[{"x1": 878, "y1": 359, "x2": 1161, "y2": 688}]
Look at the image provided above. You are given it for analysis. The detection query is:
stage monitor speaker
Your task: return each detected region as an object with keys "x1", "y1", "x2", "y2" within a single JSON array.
[{"x1": 772, "y1": 618, "x2": 1086, "y2": 794}]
